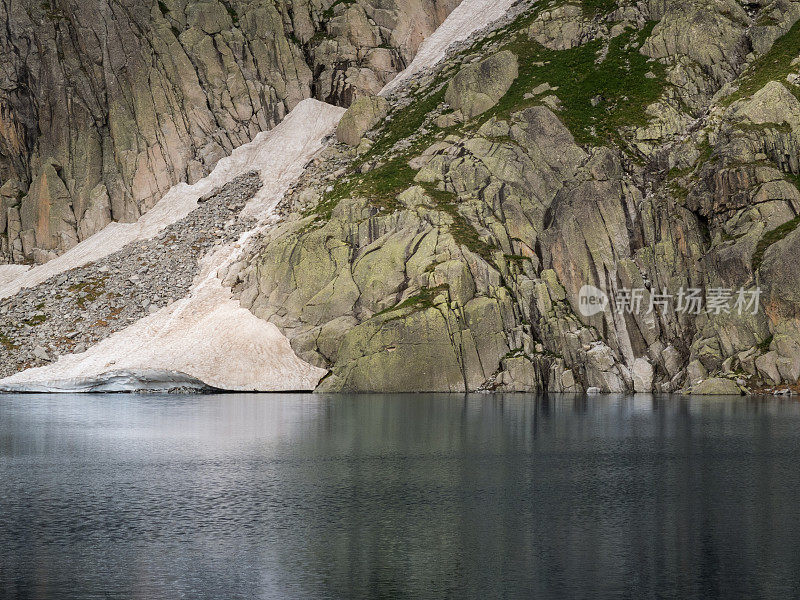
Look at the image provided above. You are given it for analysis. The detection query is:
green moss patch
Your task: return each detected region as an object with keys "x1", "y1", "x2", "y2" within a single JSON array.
[
  {"x1": 307, "y1": 85, "x2": 449, "y2": 222},
  {"x1": 725, "y1": 20, "x2": 800, "y2": 105},
  {"x1": 377, "y1": 284, "x2": 450, "y2": 318},
  {"x1": 757, "y1": 334, "x2": 774, "y2": 352},
  {"x1": 422, "y1": 186, "x2": 494, "y2": 262},
  {"x1": 752, "y1": 214, "x2": 800, "y2": 271},
  {"x1": 308, "y1": 158, "x2": 418, "y2": 221},
  {"x1": 68, "y1": 277, "x2": 107, "y2": 309},
  {"x1": 0, "y1": 331, "x2": 17, "y2": 351},
  {"x1": 481, "y1": 22, "x2": 668, "y2": 145},
  {"x1": 580, "y1": 0, "x2": 618, "y2": 17},
  {"x1": 323, "y1": 0, "x2": 356, "y2": 20},
  {"x1": 363, "y1": 87, "x2": 448, "y2": 161},
  {"x1": 22, "y1": 314, "x2": 47, "y2": 327}
]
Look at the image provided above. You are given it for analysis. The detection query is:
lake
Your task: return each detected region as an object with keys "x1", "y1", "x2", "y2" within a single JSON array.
[{"x1": 1, "y1": 393, "x2": 799, "y2": 599}]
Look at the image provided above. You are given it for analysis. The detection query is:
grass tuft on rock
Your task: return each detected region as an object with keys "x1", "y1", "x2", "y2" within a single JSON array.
[
  {"x1": 378, "y1": 284, "x2": 450, "y2": 318},
  {"x1": 752, "y1": 214, "x2": 800, "y2": 271},
  {"x1": 323, "y1": 0, "x2": 356, "y2": 20},
  {"x1": 579, "y1": 0, "x2": 619, "y2": 17},
  {"x1": 481, "y1": 22, "x2": 667, "y2": 145},
  {"x1": 724, "y1": 20, "x2": 800, "y2": 105},
  {"x1": 307, "y1": 86, "x2": 448, "y2": 222},
  {"x1": 422, "y1": 186, "x2": 495, "y2": 262},
  {"x1": 309, "y1": 158, "x2": 417, "y2": 221}
]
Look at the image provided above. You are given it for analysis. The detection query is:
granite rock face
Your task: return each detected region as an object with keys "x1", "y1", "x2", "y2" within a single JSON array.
[
  {"x1": 4, "y1": 0, "x2": 800, "y2": 394},
  {"x1": 0, "y1": 0, "x2": 462, "y2": 264},
  {"x1": 230, "y1": 0, "x2": 800, "y2": 393},
  {"x1": 336, "y1": 95, "x2": 390, "y2": 146}
]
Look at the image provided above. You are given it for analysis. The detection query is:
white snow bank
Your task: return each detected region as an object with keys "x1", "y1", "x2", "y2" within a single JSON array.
[
  {"x1": 0, "y1": 99, "x2": 342, "y2": 392},
  {"x1": 4, "y1": 370, "x2": 214, "y2": 393},
  {"x1": 0, "y1": 99, "x2": 343, "y2": 300},
  {"x1": 0, "y1": 253, "x2": 327, "y2": 392},
  {"x1": 380, "y1": 0, "x2": 517, "y2": 95},
  {"x1": 0, "y1": 265, "x2": 29, "y2": 289}
]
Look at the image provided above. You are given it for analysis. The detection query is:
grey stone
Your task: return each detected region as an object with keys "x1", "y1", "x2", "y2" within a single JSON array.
[
  {"x1": 691, "y1": 378, "x2": 743, "y2": 395},
  {"x1": 445, "y1": 50, "x2": 518, "y2": 120},
  {"x1": 336, "y1": 96, "x2": 390, "y2": 146}
]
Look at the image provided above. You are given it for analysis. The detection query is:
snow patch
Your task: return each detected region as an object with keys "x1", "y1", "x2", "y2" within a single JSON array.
[
  {"x1": 0, "y1": 99, "x2": 343, "y2": 300},
  {"x1": 0, "y1": 99, "x2": 342, "y2": 392},
  {"x1": 0, "y1": 267, "x2": 327, "y2": 392},
  {"x1": 0, "y1": 265, "x2": 29, "y2": 289},
  {"x1": 3, "y1": 370, "x2": 214, "y2": 393},
  {"x1": 380, "y1": 0, "x2": 517, "y2": 95}
]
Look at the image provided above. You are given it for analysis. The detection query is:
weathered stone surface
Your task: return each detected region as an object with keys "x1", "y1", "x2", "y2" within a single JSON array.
[
  {"x1": 729, "y1": 82, "x2": 800, "y2": 129},
  {"x1": 320, "y1": 307, "x2": 469, "y2": 392},
  {"x1": 445, "y1": 50, "x2": 518, "y2": 119},
  {"x1": 0, "y1": 0, "x2": 463, "y2": 263},
  {"x1": 641, "y1": 0, "x2": 750, "y2": 109},
  {"x1": 336, "y1": 96, "x2": 390, "y2": 146},
  {"x1": 528, "y1": 4, "x2": 607, "y2": 50},
  {"x1": 691, "y1": 378, "x2": 743, "y2": 395},
  {"x1": 632, "y1": 358, "x2": 654, "y2": 393}
]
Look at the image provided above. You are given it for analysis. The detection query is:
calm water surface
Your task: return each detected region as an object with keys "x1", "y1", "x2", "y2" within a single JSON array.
[{"x1": 1, "y1": 393, "x2": 800, "y2": 599}]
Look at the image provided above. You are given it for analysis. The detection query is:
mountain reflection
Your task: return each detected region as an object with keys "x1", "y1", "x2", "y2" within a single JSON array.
[{"x1": 1, "y1": 393, "x2": 799, "y2": 599}]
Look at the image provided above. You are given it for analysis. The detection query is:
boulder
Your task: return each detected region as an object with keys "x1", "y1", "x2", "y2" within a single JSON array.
[
  {"x1": 730, "y1": 81, "x2": 800, "y2": 131},
  {"x1": 632, "y1": 357, "x2": 654, "y2": 392},
  {"x1": 691, "y1": 377, "x2": 743, "y2": 395},
  {"x1": 32, "y1": 345, "x2": 50, "y2": 362},
  {"x1": 445, "y1": 50, "x2": 518, "y2": 120},
  {"x1": 336, "y1": 95, "x2": 390, "y2": 146},
  {"x1": 755, "y1": 351, "x2": 782, "y2": 385}
]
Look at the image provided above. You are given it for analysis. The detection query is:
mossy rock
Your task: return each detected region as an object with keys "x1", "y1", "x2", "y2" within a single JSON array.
[
  {"x1": 325, "y1": 307, "x2": 468, "y2": 392},
  {"x1": 690, "y1": 377, "x2": 744, "y2": 395},
  {"x1": 336, "y1": 95, "x2": 390, "y2": 146},
  {"x1": 445, "y1": 50, "x2": 518, "y2": 120}
]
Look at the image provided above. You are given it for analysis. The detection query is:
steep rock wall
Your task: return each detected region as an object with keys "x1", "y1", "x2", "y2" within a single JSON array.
[
  {"x1": 230, "y1": 0, "x2": 800, "y2": 393},
  {"x1": 0, "y1": 0, "x2": 461, "y2": 263}
]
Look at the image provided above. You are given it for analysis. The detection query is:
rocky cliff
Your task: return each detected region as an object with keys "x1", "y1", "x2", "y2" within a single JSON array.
[
  {"x1": 0, "y1": 0, "x2": 459, "y2": 263},
  {"x1": 2, "y1": 0, "x2": 800, "y2": 394},
  {"x1": 228, "y1": 0, "x2": 800, "y2": 393}
]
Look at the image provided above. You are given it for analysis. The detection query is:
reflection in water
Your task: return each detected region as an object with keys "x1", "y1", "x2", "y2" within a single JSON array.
[{"x1": 1, "y1": 393, "x2": 800, "y2": 599}]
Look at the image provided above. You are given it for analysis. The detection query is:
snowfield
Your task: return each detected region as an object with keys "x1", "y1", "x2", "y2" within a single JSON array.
[
  {"x1": 0, "y1": 0, "x2": 515, "y2": 392},
  {"x1": 0, "y1": 100, "x2": 343, "y2": 300},
  {"x1": 0, "y1": 255, "x2": 328, "y2": 392},
  {"x1": 380, "y1": 0, "x2": 517, "y2": 94},
  {"x1": 0, "y1": 265, "x2": 29, "y2": 289},
  {"x1": 0, "y1": 99, "x2": 340, "y2": 392}
]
